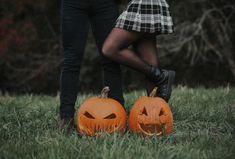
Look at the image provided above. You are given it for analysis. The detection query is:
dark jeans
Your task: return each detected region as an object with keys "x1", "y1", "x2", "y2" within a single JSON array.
[{"x1": 60, "y1": 0, "x2": 124, "y2": 118}]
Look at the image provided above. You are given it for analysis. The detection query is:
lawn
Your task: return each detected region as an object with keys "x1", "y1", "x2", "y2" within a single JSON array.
[{"x1": 0, "y1": 87, "x2": 235, "y2": 159}]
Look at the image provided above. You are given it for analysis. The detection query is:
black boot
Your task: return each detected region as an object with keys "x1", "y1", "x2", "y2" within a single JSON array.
[{"x1": 148, "y1": 67, "x2": 175, "y2": 102}]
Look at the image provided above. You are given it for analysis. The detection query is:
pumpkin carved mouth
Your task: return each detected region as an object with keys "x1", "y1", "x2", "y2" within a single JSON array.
[
  {"x1": 136, "y1": 106, "x2": 166, "y2": 136},
  {"x1": 138, "y1": 123, "x2": 163, "y2": 136},
  {"x1": 80, "y1": 122, "x2": 121, "y2": 135}
]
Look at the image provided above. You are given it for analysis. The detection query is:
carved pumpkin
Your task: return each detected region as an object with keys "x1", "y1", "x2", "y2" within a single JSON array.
[
  {"x1": 76, "y1": 87, "x2": 126, "y2": 136},
  {"x1": 128, "y1": 88, "x2": 173, "y2": 136}
]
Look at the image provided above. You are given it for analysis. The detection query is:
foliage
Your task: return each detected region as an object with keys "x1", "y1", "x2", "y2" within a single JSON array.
[
  {"x1": 162, "y1": 0, "x2": 235, "y2": 85},
  {"x1": 0, "y1": 0, "x2": 234, "y2": 93},
  {"x1": 0, "y1": 0, "x2": 61, "y2": 93},
  {"x1": 0, "y1": 88, "x2": 235, "y2": 158}
]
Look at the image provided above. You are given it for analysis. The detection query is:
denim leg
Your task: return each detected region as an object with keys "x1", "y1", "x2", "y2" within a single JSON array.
[
  {"x1": 60, "y1": 0, "x2": 89, "y2": 118},
  {"x1": 90, "y1": 0, "x2": 124, "y2": 105}
]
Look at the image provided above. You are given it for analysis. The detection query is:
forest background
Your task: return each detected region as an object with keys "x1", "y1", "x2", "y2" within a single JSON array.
[{"x1": 0, "y1": 0, "x2": 234, "y2": 94}]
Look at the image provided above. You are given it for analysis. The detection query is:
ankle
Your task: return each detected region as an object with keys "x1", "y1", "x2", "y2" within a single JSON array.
[
  {"x1": 149, "y1": 65, "x2": 161, "y2": 79},
  {"x1": 60, "y1": 117, "x2": 74, "y2": 126}
]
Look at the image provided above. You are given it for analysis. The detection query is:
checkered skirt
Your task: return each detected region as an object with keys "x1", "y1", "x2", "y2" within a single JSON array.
[{"x1": 115, "y1": 0, "x2": 174, "y2": 34}]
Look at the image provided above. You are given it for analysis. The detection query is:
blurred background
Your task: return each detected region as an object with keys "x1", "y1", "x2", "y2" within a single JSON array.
[{"x1": 0, "y1": 0, "x2": 234, "y2": 94}]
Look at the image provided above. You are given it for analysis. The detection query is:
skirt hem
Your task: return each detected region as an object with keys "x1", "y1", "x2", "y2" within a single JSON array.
[{"x1": 114, "y1": 24, "x2": 174, "y2": 35}]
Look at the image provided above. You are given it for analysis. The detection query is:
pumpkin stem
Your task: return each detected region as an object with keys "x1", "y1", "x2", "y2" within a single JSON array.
[
  {"x1": 100, "y1": 86, "x2": 110, "y2": 98},
  {"x1": 149, "y1": 87, "x2": 157, "y2": 97}
]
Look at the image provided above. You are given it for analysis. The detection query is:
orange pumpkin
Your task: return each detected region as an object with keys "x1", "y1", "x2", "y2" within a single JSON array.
[
  {"x1": 128, "y1": 88, "x2": 173, "y2": 136},
  {"x1": 76, "y1": 87, "x2": 126, "y2": 136}
]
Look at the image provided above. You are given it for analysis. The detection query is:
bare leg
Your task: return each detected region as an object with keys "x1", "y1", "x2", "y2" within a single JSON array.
[
  {"x1": 102, "y1": 28, "x2": 153, "y2": 75},
  {"x1": 102, "y1": 28, "x2": 175, "y2": 102},
  {"x1": 133, "y1": 34, "x2": 158, "y2": 95}
]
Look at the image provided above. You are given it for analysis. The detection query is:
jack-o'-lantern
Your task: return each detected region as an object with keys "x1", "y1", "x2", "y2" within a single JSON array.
[
  {"x1": 76, "y1": 87, "x2": 126, "y2": 136},
  {"x1": 129, "y1": 88, "x2": 173, "y2": 136}
]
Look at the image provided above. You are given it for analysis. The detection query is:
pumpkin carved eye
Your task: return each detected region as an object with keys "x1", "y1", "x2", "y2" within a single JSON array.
[
  {"x1": 104, "y1": 113, "x2": 116, "y2": 119},
  {"x1": 159, "y1": 108, "x2": 165, "y2": 116},
  {"x1": 84, "y1": 111, "x2": 95, "y2": 119},
  {"x1": 141, "y1": 107, "x2": 148, "y2": 116}
]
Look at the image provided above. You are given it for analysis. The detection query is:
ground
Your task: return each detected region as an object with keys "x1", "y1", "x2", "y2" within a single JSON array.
[{"x1": 0, "y1": 87, "x2": 235, "y2": 159}]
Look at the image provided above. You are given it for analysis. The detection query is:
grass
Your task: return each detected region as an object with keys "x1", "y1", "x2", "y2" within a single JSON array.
[{"x1": 0, "y1": 87, "x2": 235, "y2": 159}]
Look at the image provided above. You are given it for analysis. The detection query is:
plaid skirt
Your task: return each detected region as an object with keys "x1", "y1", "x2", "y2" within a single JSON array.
[{"x1": 115, "y1": 0, "x2": 174, "y2": 34}]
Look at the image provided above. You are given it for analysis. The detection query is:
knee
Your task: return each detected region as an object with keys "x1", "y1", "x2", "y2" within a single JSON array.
[
  {"x1": 102, "y1": 41, "x2": 116, "y2": 58},
  {"x1": 62, "y1": 57, "x2": 81, "y2": 73}
]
